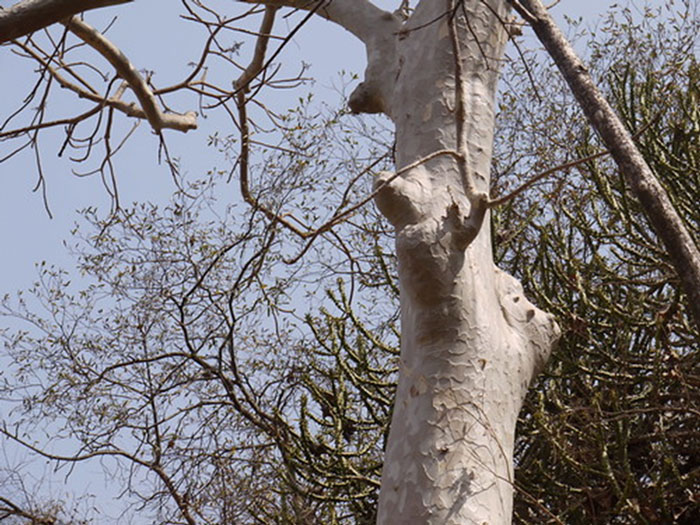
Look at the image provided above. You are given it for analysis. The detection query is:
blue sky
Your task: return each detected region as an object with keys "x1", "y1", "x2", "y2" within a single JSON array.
[{"x1": 0, "y1": 0, "x2": 669, "y2": 294}]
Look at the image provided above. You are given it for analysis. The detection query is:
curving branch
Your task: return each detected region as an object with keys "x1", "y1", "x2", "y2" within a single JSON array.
[
  {"x1": 0, "y1": 495, "x2": 60, "y2": 524},
  {"x1": 235, "y1": 6, "x2": 278, "y2": 91},
  {"x1": 447, "y1": 1, "x2": 489, "y2": 250},
  {"x1": 238, "y1": 0, "x2": 391, "y2": 44},
  {"x1": 64, "y1": 16, "x2": 197, "y2": 133},
  {"x1": 234, "y1": 5, "x2": 393, "y2": 246},
  {"x1": 0, "y1": 0, "x2": 132, "y2": 43},
  {"x1": 488, "y1": 113, "x2": 663, "y2": 207},
  {"x1": 239, "y1": 0, "x2": 401, "y2": 115}
]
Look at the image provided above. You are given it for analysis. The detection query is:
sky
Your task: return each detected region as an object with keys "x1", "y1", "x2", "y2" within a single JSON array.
[
  {"x1": 0, "y1": 0, "x2": 674, "y2": 521},
  {"x1": 0, "y1": 0, "x2": 670, "y2": 293}
]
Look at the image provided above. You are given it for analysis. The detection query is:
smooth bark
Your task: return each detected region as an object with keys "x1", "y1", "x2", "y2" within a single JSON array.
[
  {"x1": 0, "y1": 0, "x2": 132, "y2": 43},
  {"x1": 371, "y1": 3, "x2": 560, "y2": 522},
  {"x1": 239, "y1": 1, "x2": 560, "y2": 522},
  {"x1": 513, "y1": 0, "x2": 700, "y2": 328}
]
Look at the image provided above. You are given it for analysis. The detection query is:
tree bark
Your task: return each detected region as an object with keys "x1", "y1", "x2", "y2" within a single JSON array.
[
  {"x1": 349, "y1": 1, "x2": 561, "y2": 522},
  {"x1": 512, "y1": 0, "x2": 700, "y2": 329},
  {"x1": 0, "y1": 0, "x2": 132, "y2": 44}
]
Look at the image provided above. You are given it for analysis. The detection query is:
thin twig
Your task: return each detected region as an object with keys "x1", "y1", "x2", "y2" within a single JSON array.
[
  {"x1": 488, "y1": 149, "x2": 609, "y2": 207},
  {"x1": 488, "y1": 110, "x2": 663, "y2": 207}
]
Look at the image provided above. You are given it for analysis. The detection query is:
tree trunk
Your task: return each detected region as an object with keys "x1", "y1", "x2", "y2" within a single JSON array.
[{"x1": 346, "y1": 1, "x2": 561, "y2": 522}]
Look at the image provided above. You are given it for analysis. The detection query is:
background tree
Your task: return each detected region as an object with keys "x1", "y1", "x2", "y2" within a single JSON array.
[
  {"x1": 1, "y1": 1, "x2": 698, "y2": 524},
  {"x1": 496, "y1": 6, "x2": 699, "y2": 522},
  {"x1": 511, "y1": 0, "x2": 700, "y2": 327}
]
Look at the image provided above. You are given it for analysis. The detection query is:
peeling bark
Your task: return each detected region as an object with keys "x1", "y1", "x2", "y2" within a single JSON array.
[{"x1": 360, "y1": 1, "x2": 561, "y2": 522}]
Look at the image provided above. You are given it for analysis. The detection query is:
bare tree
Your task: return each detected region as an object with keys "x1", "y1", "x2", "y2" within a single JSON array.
[{"x1": 1, "y1": 1, "x2": 697, "y2": 524}]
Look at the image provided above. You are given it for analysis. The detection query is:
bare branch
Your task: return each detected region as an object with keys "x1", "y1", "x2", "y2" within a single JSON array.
[
  {"x1": 235, "y1": 7, "x2": 311, "y2": 237},
  {"x1": 488, "y1": 149, "x2": 609, "y2": 207},
  {"x1": 64, "y1": 16, "x2": 197, "y2": 133},
  {"x1": 488, "y1": 111, "x2": 664, "y2": 207},
  {"x1": 0, "y1": 494, "x2": 57, "y2": 524},
  {"x1": 1, "y1": 425, "x2": 197, "y2": 525},
  {"x1": 0, "y1": 0, "x2": 132, "y2": 43},
  {"x1": 235, "y1": 6, "x2": 278, "y2": 91},
  {"x1": 3, "y1": 39, "x2": 194, "y2": 135}
]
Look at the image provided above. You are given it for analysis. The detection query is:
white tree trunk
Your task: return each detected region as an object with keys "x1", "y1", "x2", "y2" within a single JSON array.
[
  {"x1": 346, "y1": 1, "x2": 561, "y2": 522},
  {"x1": 7, "y1": 0, "x2": 560, "y2": 521}
]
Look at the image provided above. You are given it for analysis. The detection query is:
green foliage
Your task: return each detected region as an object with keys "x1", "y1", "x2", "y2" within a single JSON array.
[{"x1": 496, "y1": 4, "x2": 699, "y2": 522}]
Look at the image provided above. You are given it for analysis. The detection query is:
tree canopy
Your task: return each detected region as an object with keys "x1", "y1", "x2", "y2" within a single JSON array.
[{"x1": 1, "y1": 1, "x2": 698, "y2": 524}]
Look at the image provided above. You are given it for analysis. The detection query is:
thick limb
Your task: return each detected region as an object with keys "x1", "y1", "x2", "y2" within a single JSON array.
[
  {"x1": 239, "y1": 0, "x2": 402, "y2": 115},
  {"x1": 238, "y1": 0, "x2": 390, "y2": 43},
  {"x1": 0, "y1": 0, "x2": 133, "y2": 43}
]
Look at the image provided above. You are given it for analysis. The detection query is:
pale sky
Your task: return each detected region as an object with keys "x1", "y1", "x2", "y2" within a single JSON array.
[{"x1": 0, "y1": 0, "x2": 670, "y2": 294}]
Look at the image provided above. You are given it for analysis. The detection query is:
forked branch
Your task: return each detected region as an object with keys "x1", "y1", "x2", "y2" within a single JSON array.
[{"x1": 65, "y1": 16, "x2": 197, "y2": 133}]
